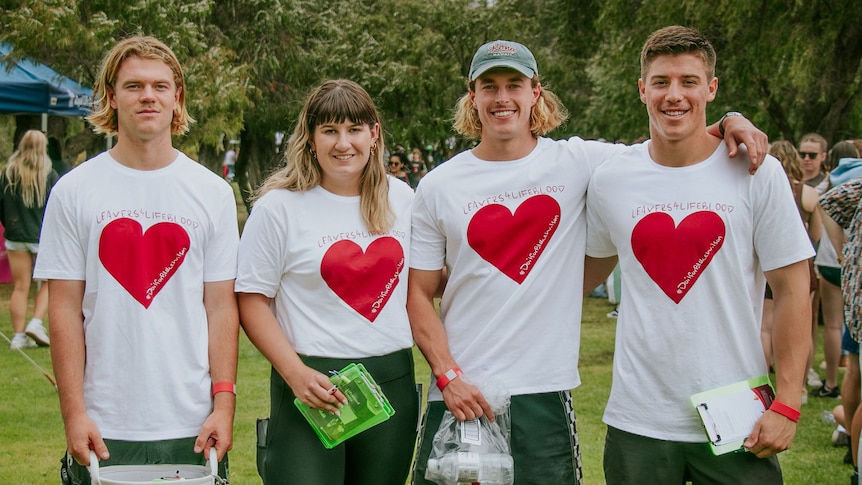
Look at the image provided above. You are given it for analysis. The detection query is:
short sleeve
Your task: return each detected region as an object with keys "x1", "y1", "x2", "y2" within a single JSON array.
[
  {"x1": 409, "y1": 184, "x2": 446, "y2": 270},
  {"x1": 235, "y1": 194, "x2": 288, "y2": 297}
]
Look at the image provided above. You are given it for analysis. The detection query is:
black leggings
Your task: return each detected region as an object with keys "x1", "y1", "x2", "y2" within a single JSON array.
[{"x1": 258, "y1": 348, "x2": 419, "y2": 485}]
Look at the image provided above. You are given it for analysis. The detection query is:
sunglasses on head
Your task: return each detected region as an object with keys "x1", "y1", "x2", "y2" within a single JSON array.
[{"x1": 799, "y1": 152, "x2": 821, "y2": 159}]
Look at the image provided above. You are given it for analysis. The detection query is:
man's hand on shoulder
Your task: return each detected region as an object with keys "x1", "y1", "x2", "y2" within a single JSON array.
[{"x1": 718, "y1": 112, "x2": 768, "y2": 174}]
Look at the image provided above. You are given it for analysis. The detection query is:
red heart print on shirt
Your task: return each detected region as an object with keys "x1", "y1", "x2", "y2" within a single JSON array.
[
  {"x1": 631, "y1": 211, "x2": 725, "y2": 304},
  {"x1": 467, "y1": 194, "x2": 561, "y2": 284},
  {"x1": 99, "y1": 218, "x2": 190, "y2": 309},
  {"x1": 320, "y1": 237, "x2": 405, "y2": 322}
]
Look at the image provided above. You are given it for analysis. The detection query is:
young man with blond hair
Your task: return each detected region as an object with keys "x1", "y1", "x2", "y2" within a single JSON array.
[
  {"x1": 35, "y1": 36, "x2": 238, "y2": 484},
  {"x1": 585, "y1": 26, "x2": 811, "y2": 483}
]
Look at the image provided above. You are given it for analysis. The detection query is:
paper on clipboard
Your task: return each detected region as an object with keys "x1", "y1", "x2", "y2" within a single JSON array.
[{"x1": 690, "y1": 375, "x2": 775, "y2": 455}]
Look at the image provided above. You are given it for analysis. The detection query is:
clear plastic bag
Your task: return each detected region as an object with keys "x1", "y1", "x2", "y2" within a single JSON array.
[{"x1": 425, "y1": 380, "x2": 514, "y2": 485}]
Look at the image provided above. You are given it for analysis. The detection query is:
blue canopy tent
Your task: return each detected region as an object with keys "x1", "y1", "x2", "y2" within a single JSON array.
[{"x1": 0, "y1": 42, "x2": 92, "y2": 129}]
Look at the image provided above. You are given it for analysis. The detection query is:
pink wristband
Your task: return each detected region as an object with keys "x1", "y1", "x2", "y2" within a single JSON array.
[
  {"x1": 212, "y1": 381, "x2": 236, "y2": 397},
  {"x1": 769, "y1": 400, "x2": 800, "y2": 422},
  {"x1": 435, "y1": 367, "x2": 463, "y2": 391}
]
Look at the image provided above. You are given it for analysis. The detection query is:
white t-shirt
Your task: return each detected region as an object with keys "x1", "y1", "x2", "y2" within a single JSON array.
[
  {"x1": 812, "y1": 175, "x2": 841, "y2": 268},
  {"x1": 586, "y1": 142, "x2": 814, "y2": 442},
  {"x1": 411, "y1": 136, "x2": 623, "y2": 400},
  {"x1": 235, "y1": 178, "x2": 415, "y2": 358},
  {"x1": 34, "y1": 151, "x2": 239, "y2": 441},
  {"x1": 815, "y1": 233, "x2": 841, "y2": 268},
  {"x1": 223, "y1": 149, "x2": 236, "y2": 168}
]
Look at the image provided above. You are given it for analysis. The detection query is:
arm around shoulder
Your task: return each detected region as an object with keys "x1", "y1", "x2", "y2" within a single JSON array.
[{"x1": 709, "y1": 113, "x2": 767, "y2": 171}]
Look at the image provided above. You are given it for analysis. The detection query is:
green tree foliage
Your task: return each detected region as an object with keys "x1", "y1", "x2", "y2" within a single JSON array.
[
  {"x1": 582, "y1": 0, "x2": 862, "y2": 145},
  {"x1": 3, "y1": 0, "x2": 862, "y2": 199},
  {"x1": 2, "y1": 0, "x2": 250, "y2": 170},
  {"x1": 214, "y1": 0, "x2": 550, "y2": 202}
]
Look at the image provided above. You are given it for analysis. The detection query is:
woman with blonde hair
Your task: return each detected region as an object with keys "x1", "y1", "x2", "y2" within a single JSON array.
[
  {"x1": 236, "y1": 79, "x2": 418, "y2": 484},
  {"x1": 1, "y1": 130, "x2": 58, "y2": 349}
]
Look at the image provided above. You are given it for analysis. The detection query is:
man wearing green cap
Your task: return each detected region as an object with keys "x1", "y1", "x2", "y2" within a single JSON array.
[{"x1": 407, "y1": 39, "x2": 768, "y2": 484}]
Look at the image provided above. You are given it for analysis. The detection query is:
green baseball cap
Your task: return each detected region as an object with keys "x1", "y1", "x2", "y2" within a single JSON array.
[{"x1": 469, "y1": 40, "x2": 538, "y2": 80}]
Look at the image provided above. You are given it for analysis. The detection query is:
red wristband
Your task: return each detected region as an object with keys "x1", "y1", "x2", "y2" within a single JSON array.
[
  {"x1": 211, "y1": 381, "x2": 236, "y2": 397},
  {"x1": 435, "y1": 367, "x2": 463, "y2": 391},
  {"x1": 769, "y1": 400, "x2": 800, "y2": 422}
]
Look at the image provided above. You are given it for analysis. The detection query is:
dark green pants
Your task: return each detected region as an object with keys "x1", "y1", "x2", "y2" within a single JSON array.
[
  {"x1": 60, "y1": 437, "x2": 229, "y2": 484},
  {"x1": 258, "y1": 348, "x2": 419, "y2": 485},
  {"x1": 603, "y1": 425, "x2": 782, "y2": 484}
]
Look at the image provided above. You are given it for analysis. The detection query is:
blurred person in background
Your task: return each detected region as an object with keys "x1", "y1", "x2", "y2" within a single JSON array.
[
  {"x1": 223, "y1": 145, "x2": 236, "y2": 181},
  {"x1": 47, "y1": 137, "x2": 70, "y2": 177},
  {"x1": 822, "y1": 140, "x2": 862, "y2": 471},
  {"x1": 820, "y1": 168, "x2": 862, "y2": 484},
  {"x1": 810, "y1": 140, "x2": 861, "y2": 399},
  {"x1": 800, "y1": 133, "x2": 830, "y2": 193},
  {"x1": 410, "y1": 147, "x2": 423, "y2": 165},
  {"x1": 760, "y1": 141, "x2": 820, "y2": 405},
  {"x1": 800, "y1": 133, "x2": 834, "y2": 392},
  {"x1": 830, "y1": 335, "x2": 859, "y2": 468},
  {"x1": 388, "y1": 151, "x2": 411, "y2": 186},
  {"x1": 1, "y1": 129, "x2": 58, "y2": 350},
  {"x1": 407, "y1": 159, "x2": 424, "y2": 189}
]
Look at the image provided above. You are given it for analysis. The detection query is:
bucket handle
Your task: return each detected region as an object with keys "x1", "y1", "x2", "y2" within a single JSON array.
[
  {"x1": 207, "y1": 446, "x2": 218, "y2": 476},
  {"x1": 88, "y1": 450, "x2": 101, "y2": 485},
  {"x1": 87, "y1": 446, "x2": 218, "y2": 483}
]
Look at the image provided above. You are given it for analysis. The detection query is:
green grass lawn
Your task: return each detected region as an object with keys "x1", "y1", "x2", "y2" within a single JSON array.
[{"x1": 0, "y1": 286, "x2": 852, "y2": 484}]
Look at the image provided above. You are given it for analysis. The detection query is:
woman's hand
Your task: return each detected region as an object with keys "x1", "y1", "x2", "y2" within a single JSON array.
[{"x1": 286, "y1": 365, "x2": 348, "y2": 415}]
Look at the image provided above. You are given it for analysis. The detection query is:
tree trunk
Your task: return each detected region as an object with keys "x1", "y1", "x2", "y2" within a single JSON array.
[
  {"x1": 13, "y1": 115, "x2": 42, "y2": 144},
  {"x1": 197, "y1": 143, "x2": 221, "y2": 175},
  {"x1": 65, "y1": 129, "x2": 105, "y2": 166},
  {"x1": 236, "y1": 130, "x2": 282, "y2": 214}
]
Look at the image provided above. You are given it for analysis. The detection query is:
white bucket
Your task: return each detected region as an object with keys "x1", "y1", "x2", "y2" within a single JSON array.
[{"x1": 88, "y1": 447, "x2": 218, "y2": 484}]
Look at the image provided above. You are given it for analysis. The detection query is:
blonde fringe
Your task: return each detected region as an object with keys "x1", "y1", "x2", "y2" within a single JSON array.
[{"x1": 254, "y1": 80, "x2": 393, "y2": 234}]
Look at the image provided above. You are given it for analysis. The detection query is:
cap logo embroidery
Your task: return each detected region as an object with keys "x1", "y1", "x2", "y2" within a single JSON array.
[{"x1": 487, "y1": 43, "x2": 517, "y2": 55}]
